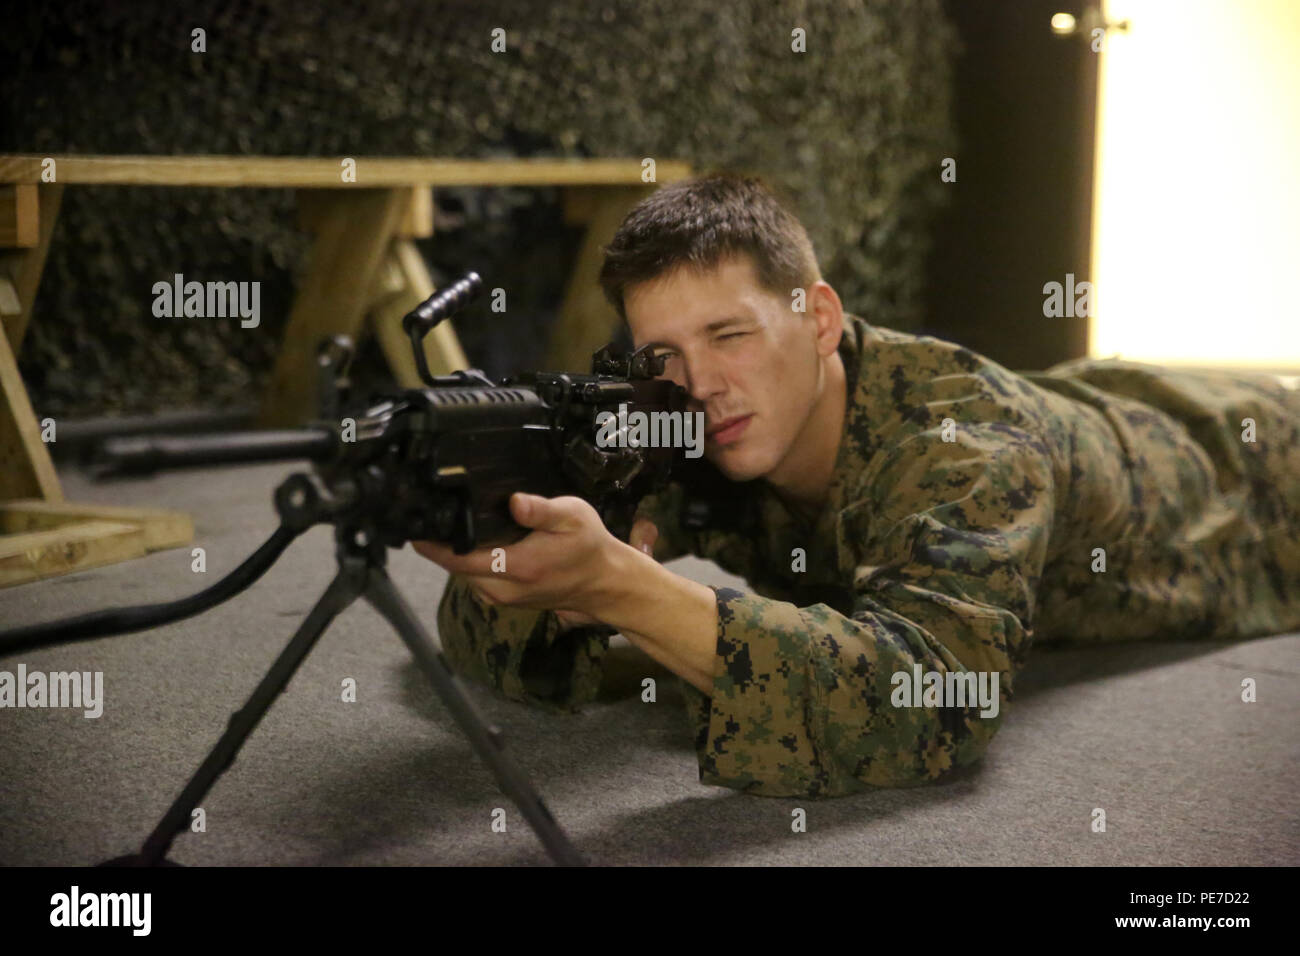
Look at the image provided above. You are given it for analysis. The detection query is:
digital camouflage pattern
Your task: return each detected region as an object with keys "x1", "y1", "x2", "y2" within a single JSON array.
[{"x1": 436, "y1": 314, "x2": 1300, "y2": 797}]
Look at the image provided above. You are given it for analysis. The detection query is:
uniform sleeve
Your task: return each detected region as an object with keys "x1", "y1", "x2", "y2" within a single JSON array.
[
  {"x1": 678, "y1": 424, "x2": 1056, "y2": 797},
  {"x1": 435, "y1": 574, "x2": 614, "y2": 712}
]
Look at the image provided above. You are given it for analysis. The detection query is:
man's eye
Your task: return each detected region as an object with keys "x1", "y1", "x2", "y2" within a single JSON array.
[{"x1": 718, "y1": 332, "x2": 748, "y2": 341}]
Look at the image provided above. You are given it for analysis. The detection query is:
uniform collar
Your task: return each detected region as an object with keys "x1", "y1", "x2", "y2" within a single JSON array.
[
  {"x1": 828, "y1": 314, "x2": 875, "y2": 573},
  {"x1": 760, "y1": 313, "x2": 875, "y2": 575}
]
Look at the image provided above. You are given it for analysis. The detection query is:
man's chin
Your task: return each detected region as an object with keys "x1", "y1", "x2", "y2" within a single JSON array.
[{"x1": 705, "y1": 447, "x2": 770, "y2": 483}]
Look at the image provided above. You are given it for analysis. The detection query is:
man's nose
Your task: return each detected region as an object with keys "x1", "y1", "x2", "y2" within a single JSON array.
[{"x1": 682, "y1": 356, "x2": 725, "y2": 405}]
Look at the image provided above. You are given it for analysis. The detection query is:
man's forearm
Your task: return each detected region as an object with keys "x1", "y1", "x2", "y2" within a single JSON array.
[{"x1": 588, "y1": 545, "x2": 720, "y2": 695}]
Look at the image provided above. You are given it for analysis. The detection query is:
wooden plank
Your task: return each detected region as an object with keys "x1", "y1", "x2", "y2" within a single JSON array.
[
  {"x1": 0, "y1": 185, "x2": 38, "y2": 247},
  {"x1": 0, "y1": 520, "x2": 145, "y2": 588},
  {"x1": 0, "y1": 500, "x2": 193, "y2": 550},
  {"x1": 300, "y1": 186, "x2": 434, "y2": 239},
  {"x1": 398, "y1": 186, "x2": 434, "y2": 238},
  {"x1": 546, "y1": 186, "x2": 649, "y2": 372},
  {"x1": 0, "y1": 155, "x2": 694, "y2": 189},
  {"x1": 0, "y1": 278, "x2": 19, "y2": 315},
  {"x1": 369, "y1": 239, "x2": 468, "y2": 387},
  {"x1": 259, "y1": 188, "x2": 410, "y2": 427},
  {"x1": 365, "y1": 249, "x2": 408, "y2": 306},
  {"x1": 2, "y1": 184, "x2": 63, "y2": 355},
  {"x1": 0, "y1": 321, "x2": 61, "y2": 503}
]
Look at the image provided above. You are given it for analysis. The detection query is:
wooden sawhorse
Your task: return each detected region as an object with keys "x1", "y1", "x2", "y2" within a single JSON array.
[{"x1": 0, "y1": 155, "x2": 690, "y2": 586}]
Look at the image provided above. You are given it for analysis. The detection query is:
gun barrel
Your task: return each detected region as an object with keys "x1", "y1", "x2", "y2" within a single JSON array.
[{"x1": 91, "y1": 428, "x2": 336, "y2": 478}]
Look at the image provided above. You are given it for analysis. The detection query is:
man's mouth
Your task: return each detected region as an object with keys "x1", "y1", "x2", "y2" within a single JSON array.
[{"x1": 706, "y1": 414, "x2": 753, "y2": 446}]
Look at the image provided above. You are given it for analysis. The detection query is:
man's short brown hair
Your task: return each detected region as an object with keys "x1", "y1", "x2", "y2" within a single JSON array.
[{"x1": 598, "y1": 173, "x2": 821, "y2": 321}]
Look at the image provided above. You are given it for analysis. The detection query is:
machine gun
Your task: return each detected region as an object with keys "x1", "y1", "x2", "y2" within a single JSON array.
[
  {"x1": 1, "y1": 272, "x2": 690, "y2": 867},
  {"x1": 90, "y1": 273, "x2": 685, "y2": 553}
]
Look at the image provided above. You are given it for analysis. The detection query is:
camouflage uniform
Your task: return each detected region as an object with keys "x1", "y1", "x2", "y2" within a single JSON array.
[{"x1": 436, "y1": 314, "x2": 1300, "y2": 797}]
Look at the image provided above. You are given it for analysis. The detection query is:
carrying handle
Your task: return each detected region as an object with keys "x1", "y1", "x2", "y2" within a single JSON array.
[{"x1": 402, "y1": 271, "x2": 484, "y2": 386}]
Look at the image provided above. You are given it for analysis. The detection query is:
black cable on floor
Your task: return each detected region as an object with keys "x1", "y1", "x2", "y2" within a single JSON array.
[{"x1": 0, "y1": 525, "x2": 301, "y2": 656}]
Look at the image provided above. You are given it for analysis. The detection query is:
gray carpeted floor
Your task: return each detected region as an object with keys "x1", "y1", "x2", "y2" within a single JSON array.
[{"x1": 1, "y1": 460, "x2": 1297, "y2": 866}]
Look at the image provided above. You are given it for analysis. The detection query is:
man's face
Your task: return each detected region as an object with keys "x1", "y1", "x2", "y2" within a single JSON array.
[{"x1": 624, "y1": 255, "x2": 824, "y2": 482}]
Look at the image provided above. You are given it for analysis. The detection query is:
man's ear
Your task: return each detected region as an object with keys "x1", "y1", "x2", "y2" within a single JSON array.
[{"x1": 807, "y1": 280, "x2": 844, "y2": 357}]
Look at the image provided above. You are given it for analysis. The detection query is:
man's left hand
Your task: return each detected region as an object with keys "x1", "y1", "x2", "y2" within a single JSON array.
[{"x1": 411, "y1": 492, "x2": 627, "y2": 620}]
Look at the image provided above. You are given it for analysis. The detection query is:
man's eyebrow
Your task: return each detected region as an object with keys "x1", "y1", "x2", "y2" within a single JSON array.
[{"x1": 642, "y1": 316, "x2": 751, "y2": 349}]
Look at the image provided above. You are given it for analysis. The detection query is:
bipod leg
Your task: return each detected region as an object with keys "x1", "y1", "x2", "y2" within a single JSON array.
[
  {"x1": 362, "y1": 565, "x2": 586, "y2": 866},
  {"x1": 102, "y1": 555, "x2": 368, "y2": 866}
]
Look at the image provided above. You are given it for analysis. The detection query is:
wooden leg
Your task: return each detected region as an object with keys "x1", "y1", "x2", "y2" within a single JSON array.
[
  {"x1": 0, "y1": 332, "x2": 196, "y2": 590},
  {"x1": 0, "y1": 185, "x2": 192, "y2": 589},
  {"x1": 546, "y1": 186, "x2": 648, "y2": 372},
  {"x1": 0, "y1": 318, "x2": 61, "y2": 502},
  {"x1": 368, "y1": 239, "x2": 469, "y2": 386},
  {"x1": 2, "y1": 184, "x2": 63, "y2": 357},
  {"x1": 260, "y1": 188, "x2": 410, "y2": 427}
]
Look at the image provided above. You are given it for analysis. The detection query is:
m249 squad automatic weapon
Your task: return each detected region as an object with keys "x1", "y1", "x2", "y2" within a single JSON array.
[{"x1": 0, "y1": 271, "x2": 689, "y2": 866}]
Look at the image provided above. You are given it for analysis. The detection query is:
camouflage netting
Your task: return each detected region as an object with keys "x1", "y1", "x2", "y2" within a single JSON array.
[{"x1": 2, "y1": 0, "x2": 956, "y2": 418}]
